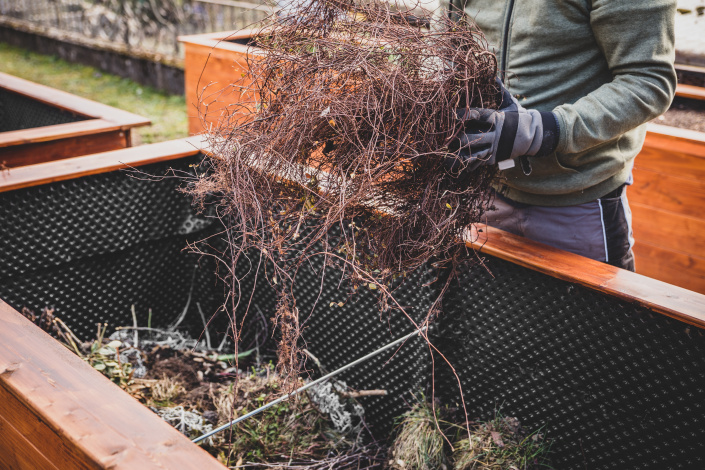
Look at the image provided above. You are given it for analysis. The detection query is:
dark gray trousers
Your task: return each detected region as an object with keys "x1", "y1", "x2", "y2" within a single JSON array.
[{"x1": 486, "y1": 185, "x2": 636, "y2": 271}]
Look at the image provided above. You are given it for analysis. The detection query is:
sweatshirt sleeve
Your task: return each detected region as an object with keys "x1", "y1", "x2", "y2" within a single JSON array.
[{"x1": 553, "y1": 0, "x2": 677, "y2": 155}]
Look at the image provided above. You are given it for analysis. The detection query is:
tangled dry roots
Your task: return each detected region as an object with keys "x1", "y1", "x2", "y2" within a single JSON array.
[{"x1": 192, "y1": 0, "x2": 500, "y2": 379}]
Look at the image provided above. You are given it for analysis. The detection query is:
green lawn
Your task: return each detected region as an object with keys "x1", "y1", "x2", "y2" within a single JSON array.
[{"x1": 0, "y1": 42, "x2": 188, "y2": 144}]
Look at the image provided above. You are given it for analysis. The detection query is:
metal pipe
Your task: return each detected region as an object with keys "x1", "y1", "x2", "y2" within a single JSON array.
[{"x1": 192, "y1": 325, "x2": 428, "y2": 444}]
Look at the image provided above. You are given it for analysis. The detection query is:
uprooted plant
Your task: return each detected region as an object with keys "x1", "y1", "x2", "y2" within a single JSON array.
[{"x1": 190, "y1": 0, "x2": 501, "y2": 394}]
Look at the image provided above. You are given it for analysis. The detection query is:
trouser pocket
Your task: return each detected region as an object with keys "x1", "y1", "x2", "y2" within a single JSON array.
[{"x1": 598, "y1": 185, "x2": 635, "y2": 271}]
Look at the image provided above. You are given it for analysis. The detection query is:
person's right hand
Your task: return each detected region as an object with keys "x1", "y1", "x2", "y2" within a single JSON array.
[{"x1": 445, "y1": 80, "x2": 560, "y2": 175}]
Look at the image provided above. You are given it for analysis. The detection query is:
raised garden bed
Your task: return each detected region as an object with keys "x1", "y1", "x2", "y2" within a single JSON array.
[
  {"x1": 3, "y1": 40, "x2": 705, "y2": 467},
  {"x1": 2, "y1": 145, "x2": 705, "y2": 468},
  {"x1": 0, "y1": 137, "x2": 230, "y2": 469},
  {"x1": 0, "y1": 72, "x2": 150, "y2": 168}
]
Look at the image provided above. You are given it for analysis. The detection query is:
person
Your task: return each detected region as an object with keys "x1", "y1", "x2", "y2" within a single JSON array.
[{"x1": 448, "y1": 0, "x2": 678, "y2": 271}]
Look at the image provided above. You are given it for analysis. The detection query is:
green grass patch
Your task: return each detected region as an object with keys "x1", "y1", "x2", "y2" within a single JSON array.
[{"x1": 0, "y1": 42, "x2": 188, "y2": 144}]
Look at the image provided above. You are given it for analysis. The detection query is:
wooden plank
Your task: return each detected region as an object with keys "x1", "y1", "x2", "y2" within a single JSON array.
[
  {"x1": 0, "y1": 384, "x2": 91, "y2": 470},
  {"x1": 469, "y1": 225, "x2": 705, "y2": 329},
  {"x1": 633, "y1": 241, "x2": 705, "y2": 294},
  {"x1": 182, "y1": 42, "x2": 253, "y2": 135},
  {"x1": 630, "y1": 167, "x2": 705, "y2": 218},
  {"x1": 180, "y1": 30, "x2": 260, "y2": 135},
  {"x1": 0, "y1": 136, "x2": 206, "y2": 193},
  {"x1": 0, "y1": 120, "x2": 122, "y2": 148},
  {"x1": 636, "y1": 141, "x2": 705, "y2": 182},
  {"x1": 0, "y1": 72, "x2": 151, "y2": 129},
  {"x1": 0, "y1": 129, "x2": 129, "y2": 168},
  {"x1": 0, "y1": 413, "x2": 61, "y2": 470},
  {"x1": 631, "y1": 202, "x2": 705, "y2": 259},
  {"x1": 676, "y1": 83, "x2": 705, "y2": 101},
  {"x1": 178, "y1": 29, "x2": 259, "y2": 53},
  {"x1": 644, "y1": 124, "x2": 705, "y2": 160},
  {"x1": 0, "y1": 300, "x2": 225, "y2": 470}
]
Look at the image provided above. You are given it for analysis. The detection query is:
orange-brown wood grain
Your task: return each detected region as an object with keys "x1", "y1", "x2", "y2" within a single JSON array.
[
  {"x1": 0, "y1": 300, "x2": 226, "y2": 470},
  {"x1": 0, "y1": 387, "x2": 90, "y2": 470},
  {"x1": 630, "y1": 202, "x2": 705, "y2": 259},
  {"x1": 0, "y1": 413, "x2": 61, "y2": 470},
  {"x1": 630, "y1": 124, "x2": 705, "y2": 293},
  {"x1": 0, "y1": 129, "x2": 129, "y2": 168},
  {"x1": 676, "y1": 83, "x2": 705, "y2": 101},
  {"x1": 468, "y1": 225, "x2": 705, "y2": 328},
  {"x1": 632, "y1": 241, "x2": 705, "y2": 295},
  {"x1": 0, "y1": 137, "x2": 206, "y2": 193},
  {"x1": 180, "y1": 30, "x2": 260, "y2": 135},
  {"x1": 629, "y1": 167, "x2": 705, "y2": 218},
  {"x1": 635, "y1": 144, "x2": 705, "y2": 181}
]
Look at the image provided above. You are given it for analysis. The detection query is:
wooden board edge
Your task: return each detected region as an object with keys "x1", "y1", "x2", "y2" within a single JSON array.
[
  {"x1": 0, "y1": 300, "x2": 225, "y2": 470},
  {"x1": 0, "y1": 119, "x2": 120, "y2": 148},
  {"x1": 467, "y1": 225, "x2": 705, "y2": 328},
  {"x1": 178, "y1": 28, "x2": 259, "y2": 43},
  {"x1": 0, "y1": 136, "x2": 207, "y2": 193},
  {"x1": 646, "y1": 123, "x2": 705, "y2": 148},
  {"x1": 0, "y1": 72, "x2": 151, "y2": 128},
  {"x1": 179, "y1": 30, "x2": 256, "y2": 53},
  {"x1": 675, "y1": 83, "x2": 705, "y2": 101}
]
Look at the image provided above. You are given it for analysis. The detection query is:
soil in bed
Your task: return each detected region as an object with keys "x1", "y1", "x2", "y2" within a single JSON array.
[
  {"x1": 119, "y1": 338, "x2": 382, "y2": 468},
  {"x1": 654, "y1": 96, "x2": 705, "y2": 132}
]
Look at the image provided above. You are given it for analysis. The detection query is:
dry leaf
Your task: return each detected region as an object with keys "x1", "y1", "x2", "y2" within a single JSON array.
[{"x1": 490, "y1": 431, "x2": 504, "y2": 447}]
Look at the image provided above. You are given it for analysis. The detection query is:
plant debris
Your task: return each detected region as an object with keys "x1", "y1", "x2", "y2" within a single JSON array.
[
  {"x1": 389, "y1": 399, "x2": 552, "y2": 470},
  {"x1": 30, "y1": 306, "x2": 385, "y2": 468},
  {"x1": 190, "y1": 0, "x2": 502, "y2": 390},
  {"x1": 389, "y1": 399, "x2": 446, "y2": 470},
  {"x1": 451, "y1": 416, "x2": 552, "y2": 470}
]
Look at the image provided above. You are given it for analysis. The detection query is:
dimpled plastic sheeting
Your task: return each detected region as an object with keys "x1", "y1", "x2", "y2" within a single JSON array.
[
  {"x1": 244, "y1": 241, "x2": 705, "y2": 468},
  {"x1": 0, "y1": 157, "x2": 228, "y2": 342},
  {"x1": 0, "y1": 87, "x2": 89, "y2": 132}
]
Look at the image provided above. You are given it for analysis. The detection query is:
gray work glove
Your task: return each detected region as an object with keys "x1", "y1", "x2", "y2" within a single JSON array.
[{"x1": 446, "y1": 83, "x2": 560, "y2": 175}]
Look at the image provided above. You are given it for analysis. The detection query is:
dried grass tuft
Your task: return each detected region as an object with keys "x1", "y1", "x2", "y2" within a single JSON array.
[
  {"x1": 452, "y1": 416, "x2": 551, "y2": 470},
  {"x1": 389, "y1": 400, "x2": 446, "y2": 470},
  {"x1": 150, "y1": 375, "x2": 186, "y2": 405}
]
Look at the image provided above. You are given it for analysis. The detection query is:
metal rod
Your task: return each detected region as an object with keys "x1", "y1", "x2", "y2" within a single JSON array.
[{"x1": 192, "y1": 325, "x2": 428, "y2": 443}]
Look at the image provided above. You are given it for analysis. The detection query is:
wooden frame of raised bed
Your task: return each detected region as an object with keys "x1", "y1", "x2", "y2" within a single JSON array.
[
  {"x1": 631, "y1": 123, "x2": 705, "y2": 294},
  {"x1": 0, "y1": 72, "x2": 150, "y2": 168},
  {"x1": 179, "y1": 29, "x2": 259, "y2": 136}
]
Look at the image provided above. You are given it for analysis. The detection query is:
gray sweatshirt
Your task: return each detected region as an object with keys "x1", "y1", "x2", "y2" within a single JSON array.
[{"x1": 454, "y1": 0, "x2": 678, "y2": 205}]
